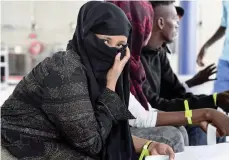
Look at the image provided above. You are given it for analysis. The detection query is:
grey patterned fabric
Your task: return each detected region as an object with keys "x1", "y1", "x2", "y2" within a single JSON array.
[
  {"x1": 130, "y1": 126, "x2": 189, "y2": 153},
  {"x1": 177, "y1": 126, "x2": 189, "y2": 146},
  {"x1": 1, "y1": 50, "x2": 134, "y2": 159}
]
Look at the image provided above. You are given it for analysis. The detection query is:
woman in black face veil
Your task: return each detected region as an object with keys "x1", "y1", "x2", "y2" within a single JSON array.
[
  {"x1": 1, "y1": 1, "x2": 174, "y2": 160},
  {"x1": 67, "y1": 1, "x2": 135, "y2": 159}
]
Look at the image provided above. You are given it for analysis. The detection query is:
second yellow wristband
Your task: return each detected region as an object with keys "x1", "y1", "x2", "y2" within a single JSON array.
[
  {"x1": 213, "y1": 92, "x2": 217, "y2": 106},
  {"x1": 184, "y1": 100, "x2": 192, "y2": 125}
]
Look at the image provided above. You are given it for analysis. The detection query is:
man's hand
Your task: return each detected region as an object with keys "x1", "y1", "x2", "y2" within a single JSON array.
[
  {"x1": 199, "y1": 121, "x2": 221, "y2": 137},
  {"x1": 197, "y1": 109, "x2": 229, "y2": 137},
  {"x1": 197, "y1": 45, "x2": 208, "y2": 67},
  {"x1": 186, "y1": 64, "x2": 217, "y2": 88},
  {"x1": 197, "y1": 26, "x2": 226, "y2": 66}
]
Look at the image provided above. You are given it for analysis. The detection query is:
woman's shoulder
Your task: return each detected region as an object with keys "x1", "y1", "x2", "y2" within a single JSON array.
[
  {"x1": 46, "y1": 50, "x2": 86, "y2": 75},
  {"x1": 51, "y1": 50, "x2": 82, "y2": 67},
  {"x1": 39, "y1": 50, "x2": 89, "y2": 99}
]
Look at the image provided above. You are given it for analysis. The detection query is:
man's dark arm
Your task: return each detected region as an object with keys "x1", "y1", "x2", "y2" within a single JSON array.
[{"x1": 143, "y1": 53, "x2": 216, "y2": 112}]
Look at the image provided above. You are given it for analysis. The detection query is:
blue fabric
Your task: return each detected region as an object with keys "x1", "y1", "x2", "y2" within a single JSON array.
[
  {"x1": 217, "y1": 137, "x2": 226, "y2": 143},
  {"x1": 185, "y1": 126, "x2": 207, "y2": 146},
  {"x1": 213, "y1": 60, "x2": 229, "y2": 143},
  {"x1": 220, "y1": 1, "x2": 229, "y2": 61},
  {"x1": 185, "y1": 126, "x2": 226, "y2": 145},
  {"x1": 214, "y1": 60, "x2": 229, "y2": 92}
]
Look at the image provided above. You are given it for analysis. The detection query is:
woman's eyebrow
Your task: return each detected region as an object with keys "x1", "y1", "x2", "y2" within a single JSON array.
[
  {"x1": 103, "y1": 36, "x2": 112, "y2": 40},
  {"x1": 119, "y1": 41, "x2": 127, "y2": 44}
]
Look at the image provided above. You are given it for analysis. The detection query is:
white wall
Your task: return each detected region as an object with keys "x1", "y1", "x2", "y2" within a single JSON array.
[
  {"x1": 198, "y1": 0, "x2": 224, "y2": 67},
  {"x1": 1, "y1": 0, "x2": 225, "y2": 87},
  {"x1": 1, "y1": 1, "x2": 87, "y2": 71},
  {"x1": 1, "y1": 1, "x2": 86, "y2": 45},
  {"x1": 169, "y1": 0, "x2": 224, "y2": 74}
]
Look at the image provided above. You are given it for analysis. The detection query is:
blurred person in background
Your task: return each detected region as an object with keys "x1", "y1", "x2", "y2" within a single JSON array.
[
  {"x1": 140, "y1": 0, "x2": 229, "y2": 146},
  {"x1": 109, "y1": 0, "x2": 229, "y2": 152},
  {"x1": 162, "y1": 5, "x2": 217, "y2": 92},
  {"x1": 197, "y1": 1, "x2": 229, "y2": 143},
  {"x1": 197, "y1": 1, "x2": 229, "y2": 94},
  {"x1": 1, "y1": 2, "x2": 175, "y2": 160}
]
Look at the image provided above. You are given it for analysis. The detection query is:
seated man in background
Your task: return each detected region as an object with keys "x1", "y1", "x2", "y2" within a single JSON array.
[
  {"x1": 165, "y1": 44, "x2": 217, "y2": 92},
  {"x1": 141, "y1": 1, "x2": 229, "y2": 145}
]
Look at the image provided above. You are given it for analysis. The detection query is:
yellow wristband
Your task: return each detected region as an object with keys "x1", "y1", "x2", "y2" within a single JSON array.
[
  {"x1": 184, "y1": 100, "x2": 192, "y2": 125},
  {"x1": 139, "y1": 141, "x2": 153, "y2": 160},
  {"x1": 213, "y1": 93, "x2": 217, "y2": 106}
]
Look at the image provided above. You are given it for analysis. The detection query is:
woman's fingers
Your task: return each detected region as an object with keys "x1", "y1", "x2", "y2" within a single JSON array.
[
  {"x1": 110, "y1": 47, "x2": 131, "y2": 77},
  {"x1": 120, "y1": 47, "x2": 130, "y2": 67},
  {"x1": 113, "y1": 52, "x2": 121, "y2": 65},
  {"x1": 150, "y1": 149, "x2": 159, "y2": 155},
  {"x1": 114, "y1": 47, "x2": 130, "y2": 68},
  {"x1": 166, "y1": 147, "x2": 175, "y2": 160},
  {"x1": 149, "y1": 142, "x2": 174, "y2": 160},
  {"x1": 106, "y1": 48, "x2": 131, "y2": 91}
]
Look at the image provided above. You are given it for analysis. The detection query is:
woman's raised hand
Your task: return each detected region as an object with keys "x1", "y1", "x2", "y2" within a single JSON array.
[{"x1": 106, "y1": 47, "x2": 130, "y2": 91}]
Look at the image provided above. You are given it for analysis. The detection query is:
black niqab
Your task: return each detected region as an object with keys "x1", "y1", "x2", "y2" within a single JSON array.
[{"x1": 67, "y1": 1, "x2": 135, "y2": 160}]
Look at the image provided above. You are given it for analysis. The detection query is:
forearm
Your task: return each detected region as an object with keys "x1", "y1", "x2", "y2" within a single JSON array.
[
  {"x1": 204, "y1": 26, "x2": 226, "y2": 47},
  {"x1": 132, "y1": 135, "x2": 150, "y2": 154},
  {"x1": 155, "y1": 109, "x2": 209, "y2": 126},
  {"x1": 150, "y1": 93, "x2": 216, "y2": 112}
]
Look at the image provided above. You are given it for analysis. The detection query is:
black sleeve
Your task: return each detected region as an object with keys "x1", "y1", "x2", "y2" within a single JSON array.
[
  {"x1": 39, "y1": 55, "x2": 133, "y2": 155},
  {"x1": 143, "y1": 53, "x2": 217, "y2": 112}
]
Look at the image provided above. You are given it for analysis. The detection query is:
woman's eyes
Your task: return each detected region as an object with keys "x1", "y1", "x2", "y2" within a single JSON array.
[
  {"x1": 116, "y1": 44, "x2": 124, "y2": 48},
  {"x1": 103, "y1": 39, "x2": 125, "y2": 49},
  {"x1": 103, "y1": 40, "x2": 109, "y2": 44}
]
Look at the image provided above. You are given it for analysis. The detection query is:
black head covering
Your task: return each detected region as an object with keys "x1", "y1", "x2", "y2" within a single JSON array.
[{"x1": 67, "y1": 1, "x2": 135, "y2": 160}]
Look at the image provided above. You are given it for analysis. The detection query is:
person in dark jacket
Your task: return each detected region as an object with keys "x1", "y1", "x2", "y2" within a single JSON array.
[
  {"x1": 1, "y1": 2, "x2": 175, "y2": 160},
  {"x1": 142, "y1": 1, "x2": 229, "y2": 146}
]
